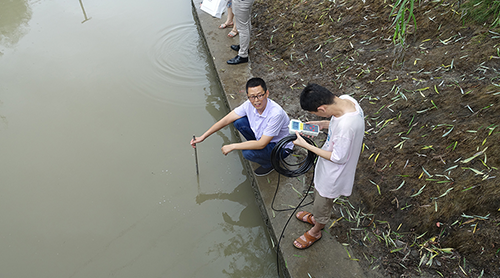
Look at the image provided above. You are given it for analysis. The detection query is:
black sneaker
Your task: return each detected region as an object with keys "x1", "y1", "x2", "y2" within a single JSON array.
[{"x1": 254, "y1": 166, "x2": 274, "y2": 176}]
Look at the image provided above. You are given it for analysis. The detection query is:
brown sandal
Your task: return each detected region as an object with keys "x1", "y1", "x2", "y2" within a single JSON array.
[
  {"x1": 296, "y1": 211, "x2": 315, "y2": 225},
  {"x1": 294, "y1": 231, "x2": 322, "y2": 249}
]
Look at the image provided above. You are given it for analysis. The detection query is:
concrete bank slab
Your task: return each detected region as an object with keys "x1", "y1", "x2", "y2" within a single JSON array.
[{"x1": 191, "y1": 2, "x2": 382, "y2": 277}]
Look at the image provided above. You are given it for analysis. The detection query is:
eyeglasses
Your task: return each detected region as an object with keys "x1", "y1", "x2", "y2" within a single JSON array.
[{"x1": 247, "y1": 93, "x2": 265, "y2": 101}]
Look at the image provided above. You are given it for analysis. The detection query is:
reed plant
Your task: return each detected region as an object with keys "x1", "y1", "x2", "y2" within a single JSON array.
[
  {"x1": 390, "y1": 0, "x2": 417, "y2": 45},
  {"x1": 463, "y1": 0, "x2": 500, "y2": 27}
]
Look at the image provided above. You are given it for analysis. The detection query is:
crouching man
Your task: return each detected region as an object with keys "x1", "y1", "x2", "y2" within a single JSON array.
[
  {"x1": 292, "y1": 83, "x2": 365, "y2": 249},
  {"x1": 190, "y1": 77, "x2": 291, "y2": 176}
]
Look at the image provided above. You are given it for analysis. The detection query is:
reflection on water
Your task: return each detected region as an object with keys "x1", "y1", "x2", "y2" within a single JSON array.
[
  {"x1": 0, "y1": 0, "x2": 278, "y2": 277},
  {"x1": 197, "y1": 85, "x2": 279, "y2": 277},
  {"x1": 78, "y1": 0, "x2": 91, "y2": 24},
  {"x1": 214, "y1": 222, "x2": 277, "y2": 278},
  {"x1": 197, "y1": 180, "x2": 261, "y2": 228},
  {"x1": 199, "y1": 180, "x2": 278, "y2": 278},
  {"x1": 0, "y1": 0, "x2": 31, "y2": 50}
]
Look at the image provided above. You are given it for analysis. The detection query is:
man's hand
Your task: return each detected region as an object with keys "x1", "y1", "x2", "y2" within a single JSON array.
[
  {"x1": 306, "y1": 120, "x2": 329, "y2": 130},
  {"x1": 292, "y1": 131, "x2": 310, "y2": 148},
  {"x1": 221, "y1": 144, "x2": 235, "y2": 155},
  {"x1": 190, "y1": 136, "x2": 204, "y2": 148}
]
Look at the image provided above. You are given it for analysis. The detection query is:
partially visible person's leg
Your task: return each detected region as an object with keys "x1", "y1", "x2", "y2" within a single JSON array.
[
  {"x1": 241, "y1": 142, "x2": 275, "y2": 169},
  {"x1": 232, "y1": 0, "x2": 255, "y2": 58},
  {"x1": 219, "y1": 0, "x2": 234, "y2": 28},
  {"x1": 294, "y1": 191, "x2": 332, "y2": 249},
  {"x1": 233, "y1": 116, "x2": 256, "y2": 141},
  {"x1": 228, "y1": 23, "x2": 238, "y2": 37},
  {"x1": 311, "y1": 190, "x2": 334, "y2": 226},
  {"x1": 233, "y1": 116, "x2": 276, "y2": 175}
]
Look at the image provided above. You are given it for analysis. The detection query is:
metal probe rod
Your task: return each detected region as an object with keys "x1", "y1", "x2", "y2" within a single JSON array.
[{"x1": 193, "y1": 135, "x2": 199, "y2": 175}]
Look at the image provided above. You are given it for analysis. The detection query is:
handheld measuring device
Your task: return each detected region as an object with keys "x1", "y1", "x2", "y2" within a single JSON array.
[{"x1": 288, "y1": 119, "x2": 320, "y2": 137}]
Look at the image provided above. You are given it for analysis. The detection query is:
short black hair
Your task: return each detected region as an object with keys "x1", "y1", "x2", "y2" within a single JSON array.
[
  {"x1": 246, "y1": 77, "x2": 267, "y2": 93},
  {"x1": 300, "y1": 83, "x2": 338, "y2": 112}
]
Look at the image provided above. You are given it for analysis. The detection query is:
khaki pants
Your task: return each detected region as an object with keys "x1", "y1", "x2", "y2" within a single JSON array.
[
  {"x1": 312, "y1": 190, "x2": 334, "y2": 225},
  {"x1": 232, "y1": 0, "x2": 255, "y2": 58}
]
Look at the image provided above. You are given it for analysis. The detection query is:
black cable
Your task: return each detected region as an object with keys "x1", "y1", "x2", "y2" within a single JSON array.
[
  {"x1": 269, "y1": 134, "x2": 318, "y2": 212},
  {"x1": 274, "y1": 172, "x2": 314, "y2": 277},
  {"x1": 270, "y1": 174, "x2": 313, "y2": 212},
  {"x1": 269, "y1": 134, "x2": 318, "y2": 277},
  {"x1": 270, "y1": 134, "x2": 318, "y2": 178}
]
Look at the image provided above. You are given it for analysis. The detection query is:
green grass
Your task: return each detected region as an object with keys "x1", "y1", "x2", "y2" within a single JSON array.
[
  {"x1": 463, "y1": 0, "x2": 500, "y2": 27},
  {"x1": 390, "y1": 0, "x2": 417, "y2": 45},
  {"x1": 391, "y1": 0, "x2": 500, "y2": 46}
]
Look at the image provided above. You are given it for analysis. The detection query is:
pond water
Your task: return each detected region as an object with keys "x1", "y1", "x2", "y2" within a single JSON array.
[{"x1": 0, "y1": 0, "x2": 278, "y2": 277}]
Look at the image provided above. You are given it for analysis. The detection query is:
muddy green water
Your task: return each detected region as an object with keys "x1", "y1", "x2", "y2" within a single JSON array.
[{"x1": 0, "y1": 0, "x2": 278, "y2": 277}]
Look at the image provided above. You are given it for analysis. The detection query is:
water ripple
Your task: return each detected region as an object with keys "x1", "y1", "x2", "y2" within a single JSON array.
[
  {"x1": 127, "y1": 23, "x2": 211, "y2": 107},
  {"x1": 149, "y1": 24, "x2": 209, "y2": 86}
]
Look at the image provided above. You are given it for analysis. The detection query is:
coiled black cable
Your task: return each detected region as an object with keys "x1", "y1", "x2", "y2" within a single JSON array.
[
  {"x1": 270, "y1": 134, "x2": 318, "y2": 177},
  {"x1": 269, "y1": 134, "x2": 318, "y2": 212}
]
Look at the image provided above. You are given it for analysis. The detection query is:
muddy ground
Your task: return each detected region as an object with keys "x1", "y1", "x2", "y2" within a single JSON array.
[{"x1": 248, "y1": 0, "x2": 500, "y2": 276}]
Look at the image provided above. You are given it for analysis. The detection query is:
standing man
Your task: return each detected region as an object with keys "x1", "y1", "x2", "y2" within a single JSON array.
[
  {"x1": 292, "y1": 83, "x2": 365, "y2": 249},
  {"x1": 227, "y1": 0, "x2": 255, "y2": 65},
  {"x1": 190, "y1": 77, "x2": 291, "y2": 176}
]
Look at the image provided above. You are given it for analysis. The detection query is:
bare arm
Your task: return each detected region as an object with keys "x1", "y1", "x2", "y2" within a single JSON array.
[
  {"x1": 292, "y1": 131, "x2": 332, "y2": 160},
  {"x1": 190, "y1": 110, "x2": 242, "y2": 148},
  {"x1": 221, "y1": 135, "x2": 273, "y2": 155}
]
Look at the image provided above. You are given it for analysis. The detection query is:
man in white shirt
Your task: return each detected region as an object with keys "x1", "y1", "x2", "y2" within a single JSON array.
[
  {"x1": 190, "y1": 77, "x2": 290, "y2": 176},
  {"x1": 292, "y1": 83, "x2": 365, "y2": 249}
]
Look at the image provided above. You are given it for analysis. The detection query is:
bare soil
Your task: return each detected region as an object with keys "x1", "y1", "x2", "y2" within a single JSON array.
[{"x1": 249, "y1": 0, "x2": 500, "y2": 276}]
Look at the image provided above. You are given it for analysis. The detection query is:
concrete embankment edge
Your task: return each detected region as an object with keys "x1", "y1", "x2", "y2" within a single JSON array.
[
  {"x1": 191, "y1": 2, "x2": 381, "y2": 278},
  {"x1": 189, "y1": 2, "x2": 290, "y2": 277}
]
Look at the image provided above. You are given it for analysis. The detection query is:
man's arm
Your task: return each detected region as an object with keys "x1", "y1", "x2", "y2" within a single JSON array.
[
  {"x1": 190, "y1": 110, "x2": 242, "y2": 148},
  {"x1": 293, "y1": 130, "x2": 355, "y2": 163},
  {"x1": 221, "y1": 135, "x2": 273, "y2": 155},
  {"x1": 292, "y1": 131, "x2": 332, "y2": 160}
]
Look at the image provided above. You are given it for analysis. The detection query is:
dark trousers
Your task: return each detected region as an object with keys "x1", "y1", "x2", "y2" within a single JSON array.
[{"x1": 233, "y1": 116, "x2": 276, "y2": 168}]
